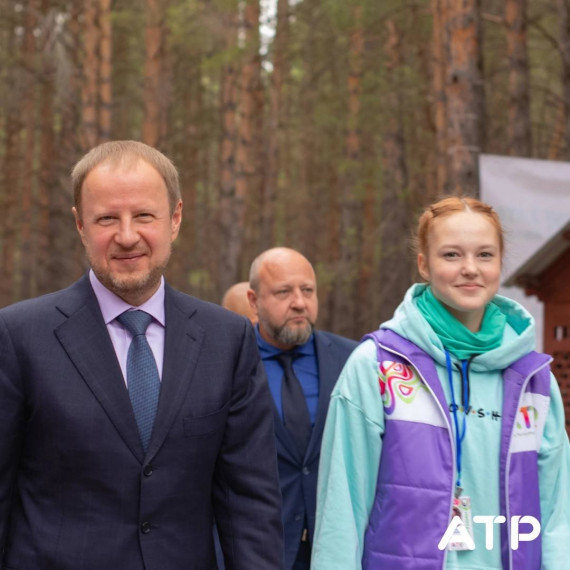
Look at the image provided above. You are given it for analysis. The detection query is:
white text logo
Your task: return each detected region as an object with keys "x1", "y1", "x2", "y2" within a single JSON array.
[{"x1": 438, "y1": 516, "x2": 541, "y2": 550}]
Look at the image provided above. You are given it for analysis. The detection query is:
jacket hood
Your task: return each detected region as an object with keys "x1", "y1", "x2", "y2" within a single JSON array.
[{"x1": 380, "y1": 283, "x2": 536, "y2": 371}]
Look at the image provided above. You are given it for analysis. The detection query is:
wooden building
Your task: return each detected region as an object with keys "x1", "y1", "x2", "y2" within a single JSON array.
[{"x1": 504, "y1": 221, "x2": 570, "y2": 432}]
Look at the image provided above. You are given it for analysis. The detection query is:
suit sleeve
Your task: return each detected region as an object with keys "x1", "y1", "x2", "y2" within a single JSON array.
[
  {"x1": 0, "y1": 313, "x2": 25, "y2": 549},
  {"x1": 311, "y1": 340, "x2": 384, "y2": 570},
  {"x1": 212, "y1": 320, "x2": 284, "y2": 570},
  {"x1": 539, "y1": 373, "x2": 570, "y2": 570}
]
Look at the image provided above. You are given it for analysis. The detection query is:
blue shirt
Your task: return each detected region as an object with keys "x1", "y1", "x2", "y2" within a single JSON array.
[{"x1": 255, "y1": 326, "x2": 320, "y2": 425}]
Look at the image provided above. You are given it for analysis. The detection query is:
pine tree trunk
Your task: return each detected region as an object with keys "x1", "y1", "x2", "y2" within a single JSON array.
[
  {"x1": 261, "y1": 0, "x2": 289, "y2": 249},
  {"x1": 37, "y1": 0, "x2": 57, "y2": 295},
  {"x1": 378, "y1": 18, "x2": 411, "y2": 326},
  {"x1": 236, "y1": 0, "x2": 264, "y2": 277},
  {"x1": 19, "y1": 0, "x2": 39, "y2": 300},
  {"x1": 174, "y1": 65, "x2": 202, "y2": 287},
  {"x1": 333, "y1": 5, "x2": 364, "y2": 339},
  {"x1": 49, "y1": 1, "x2": 82, "y2": 291},
  {"x1": 99, "y1": 0, "x2": 112, "y2": 142},
  {"x1": 0, "y1": 113, "x2": 19, "y2": 307},
  {"x1": 217, "y1": 3, "x2": 242, "y2": 296},
  {"x1": 550, "y1": 0, "x2": 570, "y2": 159},
  {"x1": 142, "y1": 0, "x2": 165, "y2": 148},
  {"x1": 444, "y1": 0, "x2": 484, "y2": 196},
  {"x1": 505, "y1": 0, "x2": 531, "y2": 156},
  {"x1": 0, "y1": 20, "x2": 22, "y2": 306},
  {"x1": 432, "y1": 0, "x2": 448, "y2": 192},
  {"x1": 297, "y1": 0, "x2": 319, "y2": 259},
  {"x1": 357, "y1": 21, "x2": 379, "y2": 336},
  {"x1": 81, "y1": 0, "x2": 99, "y2": 149}
]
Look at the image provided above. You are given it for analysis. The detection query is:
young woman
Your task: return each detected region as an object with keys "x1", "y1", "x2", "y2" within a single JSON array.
[{"x1": 312, "y1": 197, "x2": 570, "y2": 570}]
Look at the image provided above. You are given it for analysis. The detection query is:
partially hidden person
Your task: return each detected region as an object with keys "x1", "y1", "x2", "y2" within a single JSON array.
[{"x1": 221, "y1": 281, "x2": 258, "y2": 324}]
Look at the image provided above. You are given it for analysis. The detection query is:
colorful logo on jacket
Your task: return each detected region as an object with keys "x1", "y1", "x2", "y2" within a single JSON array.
[
  {"x1": 516, "y1": 405, "x2": 538, "y2": 431},
  {"x1": 512, "y1": 393, "x2": 549, "y2": 453},
  {"x1": 378, "y1": 361, "x2": 426, "y2": 414}
]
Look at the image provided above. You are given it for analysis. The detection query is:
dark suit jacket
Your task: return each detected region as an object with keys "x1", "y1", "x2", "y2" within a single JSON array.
[
  {"x1": 0, "y1": 275, "x2": 283, "y2": 570},
  {"x1": 273, "y1": 331, "x2": 357, "y2": 569}
]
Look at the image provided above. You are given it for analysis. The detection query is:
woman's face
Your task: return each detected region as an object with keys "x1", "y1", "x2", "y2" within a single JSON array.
[{"x1": 417, "y1": 210, "x2": 502, "y2": 332}]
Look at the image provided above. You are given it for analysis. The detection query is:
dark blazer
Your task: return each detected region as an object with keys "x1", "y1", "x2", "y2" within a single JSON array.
[
  {"x1": 0, "y1": 275, "x2": 283, "y2": 570},
  {"x1": 274, "y1": 331, "x2": 357, "y2": 569}
]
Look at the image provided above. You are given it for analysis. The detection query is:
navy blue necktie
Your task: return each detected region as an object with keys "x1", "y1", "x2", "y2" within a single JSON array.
[
  {"x1": 275, "y1": 352, "x2": 312, "y2": 456},
  {"x1": 117, "y1": 310, "x2": 161, "y2": 452}
]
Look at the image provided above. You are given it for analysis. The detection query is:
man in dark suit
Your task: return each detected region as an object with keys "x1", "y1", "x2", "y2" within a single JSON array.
[
  {"x1": 247, "y1": 248, "x2": 357, "y2": 570},
  {"x1": 0, "y1": 141, "x2": 283, "y2": 570}
]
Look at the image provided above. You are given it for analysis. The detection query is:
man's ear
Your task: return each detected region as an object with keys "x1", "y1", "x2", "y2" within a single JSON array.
[
  {"x1": 72, "y1": 207, "x2": 86, "y2": 243},
  {"x1": 170, "y1": 200, "x2": 183, "y2": 241},
  {"x1": 417, "y1": 252, "x2": 430, "y2": 282},
  {"x1": 247, "y1": 289, "x2": 258, "y2": 314}
]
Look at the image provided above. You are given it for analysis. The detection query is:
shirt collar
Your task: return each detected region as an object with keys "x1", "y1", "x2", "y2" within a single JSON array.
[
  {"x1": 89, "y1": 269, "x2": 166, "y2": 327},
  {"x1": 254, "y1": 324, "x2": 315, "y2": 358}
]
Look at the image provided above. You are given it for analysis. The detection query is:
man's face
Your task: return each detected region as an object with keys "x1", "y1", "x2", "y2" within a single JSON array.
[
  {"x1": 249, "y1": 253, "x2": 318, "y2": 350},
  {"x1": 73, "y1": 159, "x2": 182, "y2": 306}
]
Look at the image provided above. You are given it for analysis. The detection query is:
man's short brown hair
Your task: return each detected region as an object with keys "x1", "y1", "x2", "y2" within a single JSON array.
[{"x1": 71, "y1": 140, "x2": 181, "y2": 215}]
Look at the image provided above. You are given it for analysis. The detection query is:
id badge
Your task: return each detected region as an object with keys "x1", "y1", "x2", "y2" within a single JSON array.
[{"x1": 447, "y1": 495, "x2": 474, "y2": 551}]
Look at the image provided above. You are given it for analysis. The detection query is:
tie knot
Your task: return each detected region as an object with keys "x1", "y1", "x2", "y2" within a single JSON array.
[
  {"x1": 117, "y1": 310, "x2": 153, "y2": 337},
  {"x1": 275, "y1": 351, "x2": 299, "y2": 370}
]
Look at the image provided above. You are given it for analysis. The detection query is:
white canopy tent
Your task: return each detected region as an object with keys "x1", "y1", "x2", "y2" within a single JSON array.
[{"x1": 479, "y1": 154, "x2": 570, "y2": 350}]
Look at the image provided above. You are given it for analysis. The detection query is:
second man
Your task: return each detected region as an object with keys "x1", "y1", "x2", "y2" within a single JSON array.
[{"x1": 248, "y1": 247, "x2": 357, "y2": 570}]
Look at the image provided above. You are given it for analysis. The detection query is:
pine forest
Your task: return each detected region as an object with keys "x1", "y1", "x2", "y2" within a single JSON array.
[{"x1": 0, "y1": 0, "x2": 567, "y2": 339}]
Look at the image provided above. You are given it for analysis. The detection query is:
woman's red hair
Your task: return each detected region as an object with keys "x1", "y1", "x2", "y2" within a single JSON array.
[{"x1": 415, "y1": 196, "x2": 504, "y2": 256}]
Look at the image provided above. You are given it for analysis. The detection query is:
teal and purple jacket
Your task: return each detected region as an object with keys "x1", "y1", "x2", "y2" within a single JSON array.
[
  {"x1": 361, "y1": 329, "x2": 550, "y2": 570},
  {"x1": 312, "y1": 284, "x2": 570, "y2": 570}
]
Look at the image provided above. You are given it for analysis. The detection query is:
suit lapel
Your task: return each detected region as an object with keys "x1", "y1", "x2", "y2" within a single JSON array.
[
  {"x1": 54, "y1": 276, "x2": 145, "y2": 463},
  {"x1": 146, "y1": 285, "x2": 205, "y2": 458},
  {"x1": 304, "y1": 332, "x2": 340, "y2": 462}
]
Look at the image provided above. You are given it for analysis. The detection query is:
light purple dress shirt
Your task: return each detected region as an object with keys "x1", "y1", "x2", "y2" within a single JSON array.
[{"x1": 89, "y1": 270, "x2": 165, "y2": 384}]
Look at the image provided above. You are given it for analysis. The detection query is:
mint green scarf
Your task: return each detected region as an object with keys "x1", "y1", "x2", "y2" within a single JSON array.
[{"x1": 416, "y1": 287, "x2": 506, "y2": 360}]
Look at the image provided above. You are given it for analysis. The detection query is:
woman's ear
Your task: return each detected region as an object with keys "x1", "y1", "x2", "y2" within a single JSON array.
[{"x1": 417, "y1": 252, "x2": 430, "y2": 282}]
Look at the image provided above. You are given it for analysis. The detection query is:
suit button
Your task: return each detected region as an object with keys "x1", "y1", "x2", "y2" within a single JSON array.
[
  {"x1": 143, "y1": 464, "x2": 153, "y2": 477},
  {"x1": 295, "y1": 515, "x2": 302, "y2": 521},
  {"x1": 141, "y1": 521, "x2": 151, "y2": 534},
  {"x1": 302, "y1": 467, "x2": 310, "y2": 475}
]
